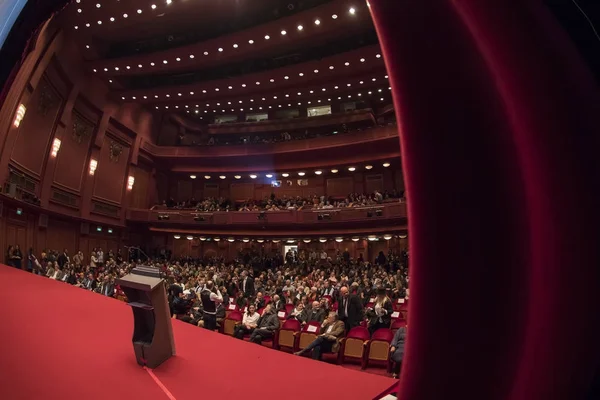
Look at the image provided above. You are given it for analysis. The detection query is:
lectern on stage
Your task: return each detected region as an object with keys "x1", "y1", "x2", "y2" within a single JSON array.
[{"x1": 117, "y1": 266, "x2": 175, "y2": 368}]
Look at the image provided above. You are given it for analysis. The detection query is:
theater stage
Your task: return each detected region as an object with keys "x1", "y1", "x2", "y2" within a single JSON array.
[{"x1": 0, "y1": 265, "x2": 396, "y2": 400}]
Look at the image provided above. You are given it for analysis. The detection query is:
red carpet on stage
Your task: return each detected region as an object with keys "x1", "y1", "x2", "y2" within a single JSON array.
[{"x1": 0, "y1": 265, "x2": 395, "y2": 400}]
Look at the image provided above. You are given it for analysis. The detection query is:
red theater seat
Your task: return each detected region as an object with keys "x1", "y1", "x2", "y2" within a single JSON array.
[
  {"x1": 297, "y1": 321, "x2": 321, "y2": 352},
  {"x1": 391, "y1": 319, "x2": 407, "y2": 335},
  {"x1": 340, "y1": 326, "x2": 370, "y2": 368},
  {"x1": 277, "y1": 319, "x2": 301, "y2": 351},
  {"x1": 365, "y1": 328, "x2": 394, "y2": 371},
  {"x1": 222, "y1": 311, "x2": 242, "y2": 336}
]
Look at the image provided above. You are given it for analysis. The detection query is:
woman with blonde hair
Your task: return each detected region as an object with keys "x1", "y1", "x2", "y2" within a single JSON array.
[{"x1": 367, "y1": 287, "x2": 393, "y2": 334}]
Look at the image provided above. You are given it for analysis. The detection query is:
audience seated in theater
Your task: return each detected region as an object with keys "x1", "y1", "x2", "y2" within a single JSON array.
[
  {"x1": 249, "y1": 303, "x2": 280, "y2": 344},
  {"x1": 99, "y1": 275, "x2": 115, "y2": 297},
  {"x1": 80, "y1": 273, "x2": 97, "y2": 291},
  {"x1": 234, "y1": 304, "x2": 260, "y2": 339},
  {"x1": 305, "y1": 301, "x2": 327, "y2": 324},
  {"x1": 294, "y1": 311, "x2": 345, "y2": 360}
]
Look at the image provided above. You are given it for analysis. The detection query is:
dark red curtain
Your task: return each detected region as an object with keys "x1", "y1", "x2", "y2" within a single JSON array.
[
  {"x1": 1, "y1": 1, "x2": 599, "y2": 399},
  {"x1": 369, "y1": 0, "x2": 600, "y2": 399}
]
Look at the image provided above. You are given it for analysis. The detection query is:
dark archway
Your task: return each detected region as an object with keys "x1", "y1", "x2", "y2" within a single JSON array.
[{"x1": 1, "y1": 1, "x2": 599, "y2": 399}]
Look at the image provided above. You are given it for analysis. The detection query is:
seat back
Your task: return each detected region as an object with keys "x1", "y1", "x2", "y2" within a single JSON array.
[
  {"x1": 278, "y1": 319, "x2": 301, "y2": 348},
  {"x1": 391, "y1": 319, "x2": 407, "y2": 334},
  {"x1": 298, "y1": 321, "x2": 321, "y2": 350},
  {"x1": 368, "y1": 328, "x2": 393, "y2": 361},
  {"x1": 284, "y1": 304, "x2": 294, "y2": 314},
  {"x1": 343, "y1": 326, "x2": 370, "y2": 358}
]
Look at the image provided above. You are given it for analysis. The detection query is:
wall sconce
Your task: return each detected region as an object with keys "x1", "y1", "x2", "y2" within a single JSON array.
[
  {"x1": 127, "y1": 176, "x2": 135, "y2": 190},
  {"x1": 50, "y1": 138, "x2": 61, "y2": 157},
  {"x1": 13, "y1": 104, "x2": 26, "y2": 127},
  {"x1": 383, "y1": 234, "x2": 393, "y2": 240},
  {"x1": 89, "y1": 159, "x2": 98, "y2": 175}
]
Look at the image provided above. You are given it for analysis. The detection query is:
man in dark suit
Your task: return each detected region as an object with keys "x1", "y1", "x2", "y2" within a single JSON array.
[
  {"x1": 337, "y1": 286, "x2": 363, "y2": 331},
  {"x1": 272, "y1": 294, "x2": 285, "y2": 311},
  {"x1": 306, "y1": 301, "x2": 326, "y2": 324},
  {"x1": 241, "y1": 271, "x2": 255, "y2": 298},
  {"x1": 81, "y1": 273, "x2": 97, "y2": 291},
  {"x1": 99, "y1": 276, "x2": 115, "y2": 297},
  {"x1": 249, "y1": 304, "x2": 280, "y2": 344}
]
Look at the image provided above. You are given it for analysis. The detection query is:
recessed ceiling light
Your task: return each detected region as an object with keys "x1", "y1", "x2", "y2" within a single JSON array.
[
  {"x1": 315, "y1": 19, "x2": 321, "y2": 25},
  {"x1": 110, "y1": 17, "x2": 115, "y2": 22},
  {"x1": 137, "y1": 9, "x2": 142, "y2": 14},
  {"x1": 123, "y1": 13, "x2": 128, "y2": 18},
  {"x1": 297, "y1": 25, "x2": 303, "y2": 31},
  {"x1": 233, "y1": 44, "x2": 238, "y2": 48},
  {"x1": 93, "y1": 69, "x2": 97, "y2": 72},
  {"x1": 298, "y1": 172, "x2": 306, "y2": 176},
  {"x1": 332, "y1": 14, "x2": 338, "y2": 19},
  {"x1": 166, "y1": 0, "x2": 172, "y2": 4},
  {"x1": 331, "y1": 169, "x2": 338, "y2": 173},
  {"x1": 360, "y1": 58, "x2": 365, "y2": 62},
  {"x1": 266, "y1": 174, "x2": 273, "y2": 178},
  {"x1": 329, "y1": 66, "x2": 334, "y2": 70},
  {"x1": 241, "y1": 84, "x2": 246, "y2": 88},
  {"x1": 348, "y1": 167, "x2": 356, "y2": 172},
  {"x1": 345, "y1": 62, "x2": 350, "y2": 66},
  {"x1": 189, "y1": 54, "x2": 195, "y2": 58},
  {"x1": 383, "y1": 162, "x2": 391, "y2": 167},
  {"x1": 219, "y1": 176, "x2": 226, "y2": 179},
  {"x1": 365, "y1": 165, "x2": 373, "y2": 170},
  {"x1": 281, "y1": 30, "x2": 287, "y2": 35},
  {"x1": 349, "y1": 7, "x2": 356, "y2": 14},
  {"x1": 256, "y1": 81, "x2": 260, "y2": 85},
  {"x1": 121, "y1": 96, "x2": 125, "y2": 100},
  {"x1": 97, "y1": 20, "x2": 102, "y2": 24},
  {"x1": 203, "y1": 51, "x2": 209, "y2": 55},
  {"x1": 163, "y1": 60, "x2": 168, "y2": 64},
  {"x1": 218, "y1": 47, "x2": 223, "y2": 52},
  {"x1": 228, "y1": 86, "x2": 232, "y2": 90},
  {"x1": 385, "y1": 75, "x2": 389, "y2": 79},
  {"x1": 284, "y1": 76, "x2": 289, "y2": 80},
  {"x1": 204, "y1": 175, "x2": 211, "y2": 180},
  {"x1": 248, "y1": 39, "x2": 254, "y2": 44},
  {"x1": 103, "y1": 68, "x2": 108, "y2": 71},
  {"x1": 264, "y1": 35, "x2": 270, "y2": 40},
  {"x1": 372, "y1": 78, "x2": 377, "y2": 81},
  {"x1": 215, "y1": 88, "x2": 219, "y2": 91},
  {"x1": 234, "y1": 175, "x2": 241, "y2": 179},
  {"x1": 298, "y1": 72, "x2": 304, "y2": 76},
  {"x1": 151, "y1": 4, "x2": 157, "y2": 9},
  {"x1": 176, "y1": 57, "x2": 181, "y2": 61},
  {"x1": 78, "y1": 9, "x2": 82, "y2": 13},
  {"x1": 314, "y1": 69, "x2": 319, "y2": 73},
  {"x1": 282, "y1": 173, "x2": 289, "y2": 177},
  {"x1": 150, "y1": 62, "x2": 156, "y2": 66},
  {"x1": 376, "y1": 54, "x2": 381, "y2": 58},
  {"x1": 96, "y1": 2, "x2": 101, "y2": 7},
  {"x1": 250, "y1": 174, "x2": 258, "y2": 179},
  {"x1": 86, "y1": 44, "x2": 90, "y2": 49},
  {"x1": 202, "y1": 90, "x2": 206, "y2": 93},
  {"x1": 190, "y1": 91, "x2": 194, "y2": 95},
  {"x1": 270, "y1": 79, "x2": 275, "y2": 82},
  {"x1": 315, "y1": 170, "x2": 322, "y2": 175},
  {"x1": 74, "y1": 26, "x2": 79, "y2": 29},
  {"x1": 138, "y1": 64, "x2": 143, "y2": 68}
]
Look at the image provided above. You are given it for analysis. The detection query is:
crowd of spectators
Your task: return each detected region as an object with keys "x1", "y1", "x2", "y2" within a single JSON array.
[
  {"x1": 5, "y1": 244, "x2": 409, "y2": 376},
  {"x1": 159, "y1": 190, "x2": 404, "y2": 212}
]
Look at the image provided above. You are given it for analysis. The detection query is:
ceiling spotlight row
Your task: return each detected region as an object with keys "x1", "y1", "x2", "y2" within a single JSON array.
[
  {"x1": 173, "y1": 233, "x2": 407, "y2": 242},
  {"x1": 139, "y1": 75, "x2": 389, "y2": 110},
  {"x1": 188, "y1": 163, "x2": 391, "y2": 180},
  {"x1": 73, "y1": 0, "x2": 171, "y2": 29}
]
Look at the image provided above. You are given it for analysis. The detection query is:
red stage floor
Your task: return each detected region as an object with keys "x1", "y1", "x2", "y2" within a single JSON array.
[{"x1": 0, "y1": 265, "x2": 395, "y2": 400}]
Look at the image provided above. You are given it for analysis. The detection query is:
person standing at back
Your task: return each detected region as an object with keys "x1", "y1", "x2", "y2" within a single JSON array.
[
  {"x1": 337, "y1": 286, "x2": 364, "y2": 332},
  {"x1": 201, "y1": 281, "x2": 223, "y2": 331}
]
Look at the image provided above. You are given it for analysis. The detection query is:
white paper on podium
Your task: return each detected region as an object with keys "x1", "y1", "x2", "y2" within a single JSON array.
[
  {"x1": 277, "y1": 311, "x2": 286, "y2": 318},
  {"x1": 307, "y1": 325, "x2": 318, "y2": 333},
  {"x1": 398, "y1": 298, "x2": 405, "y2": 304},
  {"x1": 228, "y1": 304, "x2": 236, "y2": 310},
  {"x1": 391, "y1": 311, "x2": 400, "y2": 318}
]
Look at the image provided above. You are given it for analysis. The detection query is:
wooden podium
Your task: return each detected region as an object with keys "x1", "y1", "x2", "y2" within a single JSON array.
[{"x1": 117, "y1": 266, "x2": 175, "y2": 368}]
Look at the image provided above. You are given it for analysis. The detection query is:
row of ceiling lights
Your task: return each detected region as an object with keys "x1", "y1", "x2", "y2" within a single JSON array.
[
  {"x1": 144, "y1": 74, "x2": 389, "y2": 110},
  {"x1": 188, "y1": 163, "x2": 392, "y2": 180},
  {"x1": 85, "y1": 5, "x2": 359, "y2": 64},
  {"x1": 173, "y1": 234, "x2": 407, "y2": 242},
  {"x1": 74, "y1": 0, "x2": 171, "y2": 29},
  {"x1": 183, "y1": 87, "x2": 391, "y2": 116},
  {"x1": 117, "y1": 56, "x2": 384, "y2": 101}
]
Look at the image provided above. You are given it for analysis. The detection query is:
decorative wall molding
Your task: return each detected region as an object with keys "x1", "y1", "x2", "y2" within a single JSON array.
[
  {"x1": 37, "y1": 81, "x2": 58, "y2": 116},
  {"x1": 109, "y1": 141, "x2": 123, "y2": 163},
  {"x1": 71, "y1": 112, "x2": 93, "y2": 144}
]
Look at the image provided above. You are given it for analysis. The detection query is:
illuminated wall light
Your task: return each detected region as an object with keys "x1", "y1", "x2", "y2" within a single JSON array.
[
  {"x1": 234, "y1": 175, "x2": 241, "y2": 179},
  {"x1": 384, "y1": 234, "x2": 393, "y2": 240},
  {"x1": 266, "y1": 174, "x2": 273, "y2": 178},
  {"x1": 331, "y1": 169, "x2": 338, "y2": 174},
  {"x1": 213, "y1": 237, "x2": 221, "y2": 242},
  {"x1": 298, "y1": 172, "x2": 306, "y2": 176},
  {"x1": 297, "y1": 25, "x2": 303, "y2": 31},
  {"x1": 314, "y1": 170, "x2": 322, "y2": 175},
  {"x1": 189, "y1": 175, "x2": 197, "y2": 179},
  {"x1": 127, "y1": 176, "x2": 135, "y2": 190},
  {"x1": 365, "y1": 165, "x2": 373, "y2": 170},
  {"x1": 227, "y1": 238, "x2": 235, "y2": 243},
  {"x1": 250, "y1": 174, "x2": 258, "y2": 179},
  {"x1": 89, "y1": 159, "x2": 98, "y2": 175},
  {"x1": 303, "y1": 239, "x2": 311, "y2": 243},
  {"x1": 187, "y1": 236, "x2": 194, "y2": 241},
  {"x1": 256, "y1": 239, "x2": 264, "y2": 243},
  {"x1": 383, "y1": 162, "x2": 391, "y2": 167},
  {"x1": 314, "y1": 19, "x2": 321, "y2": 25},
  {"x1": 319, "y1": 238, "x2": 327, "y2": 243},
  {"x1": 50, "y1": 138, "x2": 61, "y2": 157},
  {"x1": 219, "y1": 175, "x2": 226, "y2": 179},
  {"x1": 242, "y1": 238, "x2": 250, "y2": 243},
  {"x1": 174, "y1": 235, "x2": 181, "y2": 239},
  {"x1": 348, "y1": 167, "x2": 356, "y2": 172},
  {"x1": 200, "y1": 237, "x2": 207, "y2": 241},
  {"x1": 204, "y1": 175, "x2": 211, "y2": 180},
  {"x1": 13, "y1": 104, "x2": 26, "y2": 127},
  {"x1": 368, "y1": 236, "x2": 378, "y2": 241},
  {"x1": 335, "y1": 238, "x2": 343, "y2": 242},
  {"x1": 282, "y1": 173, "x2": 289, "y2": 178},
  {"x1": 352, "y1": 237, "x2": 360, "y2": 242}
]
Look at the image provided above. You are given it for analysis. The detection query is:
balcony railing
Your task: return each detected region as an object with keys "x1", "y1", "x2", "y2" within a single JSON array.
[{"x1": 127, "y1": 201, "x2": 407, "y2": 226}]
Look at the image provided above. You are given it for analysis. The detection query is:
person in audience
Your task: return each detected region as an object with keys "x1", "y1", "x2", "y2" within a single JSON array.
[
  {"x1": 57, "y1": 249, "x2": 69, "y2": 269},
  {"x1": 200, "y1": 281, "x2": 223, "y2": 331},
  {"x1": 81, "y1": 272, "x2": 97, "y2": 291},
  {"x1": 90, "y1": 251, "x2": 98, "y2": 269},
  {"x1": 49, "y1": 265, "x2": 64, "y2": 280},
  {"x1": 288, "y1": 302, "x2": 307, "y2": 323},
  {"x1": 390, "y1": 326, "x2": 407, "y2": 379},
  {"x1": 26, "y1": 247, "x2": 37, "y2": 273},
  {"x1": 234, "y1": 304, "x2": 260, "y2": 339},
  {"x1": 366, "y1": 288, "x2": 394, "y2": 334},
  {"x1": 10, "y1": 244, "x2": 23, "y2": 270},
  {"x1": 272, "y1": 294, "x2": 284, "y2": 311},
  {"x1": 99, "y1": 275, "x2": 115, "y2": 297},
  {"x1": 306, "y1": 301, "x2": 326, "y2": 324},
  {"x1": 254, "y1": 291, "x2": 265, "y2": 309},
  {"x1": 294, "y1": 312, "x2": 345, "y2": 360},
  {"x1": 241, "y1": 271, "x2": 254, "y2": 297},
  {"x1": 337, "y1": 286, "x2": 364, "y2": 332},
  {"x1": 249, "y1": 303, "x2": 279, "y2": 344}
]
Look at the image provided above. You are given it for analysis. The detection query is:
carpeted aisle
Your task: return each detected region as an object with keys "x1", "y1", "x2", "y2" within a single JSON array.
[{"x1": 0, "y1": 265, "x2": 395, "y2": 400}]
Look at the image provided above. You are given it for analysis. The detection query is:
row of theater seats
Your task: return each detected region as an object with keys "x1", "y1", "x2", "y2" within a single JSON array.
[{"x1": 221, "y1": 299, "x2": 409, "y2": 371}]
